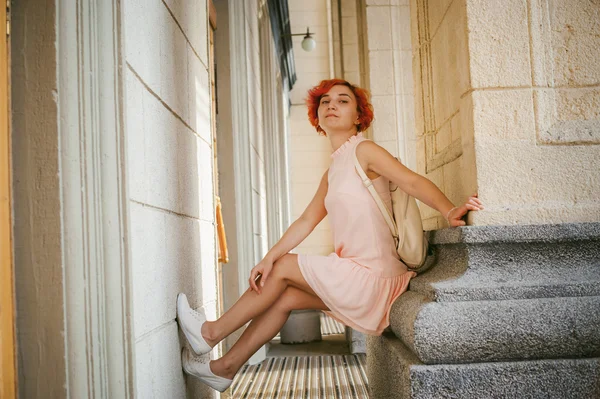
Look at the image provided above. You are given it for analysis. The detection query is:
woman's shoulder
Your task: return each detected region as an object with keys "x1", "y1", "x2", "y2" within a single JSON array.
[{"x1": 355, "y1": 139, "x2": 391, "y2": 160}]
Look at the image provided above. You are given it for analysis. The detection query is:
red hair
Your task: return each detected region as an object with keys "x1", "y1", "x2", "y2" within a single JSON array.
[{"x1": 305, "y1": 79, "x2": 374, "y2": 136}]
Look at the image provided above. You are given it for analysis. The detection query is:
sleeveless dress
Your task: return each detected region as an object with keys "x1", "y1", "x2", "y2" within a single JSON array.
[{"x1": 297, "y1": 133, "x2": 416, "y2": 336}]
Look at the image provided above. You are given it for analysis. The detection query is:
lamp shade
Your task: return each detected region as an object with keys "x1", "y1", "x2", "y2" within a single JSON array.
[{"x1": 301, "y1": 35, "x2": 316, "y2": 52}]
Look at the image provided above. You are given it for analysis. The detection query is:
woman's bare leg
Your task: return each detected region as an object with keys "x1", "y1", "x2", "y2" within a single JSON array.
[
  {"x1": 201, "y1": 254, "x2": 317, "y2": 347},
  {"x1": 210, "y1": 286, "x2": 328, "y2": 379}
]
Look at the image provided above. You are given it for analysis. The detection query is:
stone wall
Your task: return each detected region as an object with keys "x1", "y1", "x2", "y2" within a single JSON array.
[
  {"x1": 123, "y1": 0, "x2": 217, "y2": 397},
  {"x1": 289, "y1": 0, "x2": 335, "y2": 256},
  {"x1": 410, "y1": 0, "x2": 474, "y2": 229},
  {"x1": 366, "y1": 0, "x2": 418, "y2": 169},
  {"x1": 467, "y1": 0, "x2": 600, "y2": 225},
  {"x1": 411, "y1": 0, "x2": 600, "y2": 227}
]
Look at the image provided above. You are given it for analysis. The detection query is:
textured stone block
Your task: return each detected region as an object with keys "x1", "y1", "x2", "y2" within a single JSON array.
[
  {"x1": 131, "y1": 203, "x2": 203, "y2": 338},
  {"x1": 343, "y1": 44, "x2": 360, "y2": 72},
  {"x1": 472, "y1": 89, "x2": 535, "y2": 141},
  {"x1": 473, "y1": 137, "x2": 600, "y2": 225},
  {"x1": 125, "y1": 0, "x2": 191, "y2": 123},
  {"x1": 280, "y1": 310, "x2": 322, "y2": 344},
  {"x1": 125, "y1": 49, "x2": 213, "y2": 221},
  {"x1": 369, "y1": 51, "x2": 395, "y2": 96},
  {"x1": 346, "y1": 327, "x2": 367, "y2": 354},
  {"x1": 368, "y1": 327, "x2": 600, "y2": 399},
  {"x1": 197, "y1": 139, "x2": 215, "y2": 223},
  {"x1": 529, "y1": 0, "x2": 600, "y2": 87},
  {"x1": 163, "y1": 0, "x2": 208, "y2": 68},
  {"x1": 367, "y1": 0, "x2": 391, "y2": 5},
  {"x1": 430, "y1": 0, "x2": 470, "y2": 127},
  {"x1": 427, "y1": 0, "x2": 453, "y2": 38},
  {"x1": 534, "y1": 87, "x2": 600, "y2": 145},
  {"x1": 371, "y1": 95, "x2": 398, "y2": 140},
  {"x1": 441, "y1": 157, "x2": 465, "y2": 212},
  {"x1": 135, "y1": 322, "x2": 188, "y2": 399},
  {"x1": 341, "y1": 17, "x2": 358, "y2": 45},
  {"x1": 366, "y1": 6, "x2": 393, "y2": 50},
  {"x1": 390, "y1": 292, "x2": 600, "y2": 364},
  {"x1": 387, "y1": 223, "x2": 600, "y2": 364},
  {"x1": 466, "y1": 0, "x2": 531, "y2": 88},
  {"x1": 187, "y1": 45, "x2": 211, "y2": 143},
  {"x1": 390, "y1": 5, "x2": 412, "y2": 51}
]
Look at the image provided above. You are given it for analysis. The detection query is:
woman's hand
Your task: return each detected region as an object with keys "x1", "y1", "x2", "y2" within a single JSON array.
[
  {"x1": 446, "y1": 194, "x2": 483, "y2": 227},
  {"x1": 248, "y1": 257, "x2": 275, "y2": 294}
]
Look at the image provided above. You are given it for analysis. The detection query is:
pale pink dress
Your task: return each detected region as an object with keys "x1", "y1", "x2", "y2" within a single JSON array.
[{"x1": 297, "y1": 133, "x2": 416, "y2": 336}]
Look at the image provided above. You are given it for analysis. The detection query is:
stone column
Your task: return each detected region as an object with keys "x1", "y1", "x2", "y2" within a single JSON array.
[
  {"x1": 368, "y1": 0, "x2": 600, "y2": 397},
  {"x1": 411, "y1": 0, "x2": 600, "y2": 228}
]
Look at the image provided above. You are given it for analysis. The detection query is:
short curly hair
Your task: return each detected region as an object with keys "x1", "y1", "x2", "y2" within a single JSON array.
[{"x1": 305, "y1": 79, "x2": 374, "y2": 136}]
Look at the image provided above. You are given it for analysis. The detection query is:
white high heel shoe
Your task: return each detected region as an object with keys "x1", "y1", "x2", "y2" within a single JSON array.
[
  {"x1": 176, "y1": 293, "x2": 213, "y2": 355},
  {"x1": 181, "y1": 348, "x2": 233, "y2": 393}
]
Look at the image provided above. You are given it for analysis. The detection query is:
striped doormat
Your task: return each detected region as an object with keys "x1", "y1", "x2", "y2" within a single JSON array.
[
  {"x1": 319, "y1": 313, "x2": 345, "y2": 336},
  {"x1": 231, "y1": 354, "x2": 369, "y2": 398}
]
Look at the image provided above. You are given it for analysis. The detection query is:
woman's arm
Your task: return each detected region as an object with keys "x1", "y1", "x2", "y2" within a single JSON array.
[
  {"x1": 249, "y1": 170, "x2": 329, "y2": 292},
  {"x1": 263, "y1": 171, "x2": 328, "y2": 263},
  {"x1": 356, "y1": 140, "x2": 482, "y2": 226}
]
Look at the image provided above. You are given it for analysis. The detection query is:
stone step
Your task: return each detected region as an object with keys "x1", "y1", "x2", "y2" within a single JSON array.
[
  {"x1": 410, "y1": 222, "x2": 600, "y2": 302},
  {"x1": 367, "y1": 334, "x2": 600, "y2": 399},
  {"x1": 409, "y1": 256, "x2": 600, "y2": 302},
  {"x1": 426, "y1": 233, "x2": 599, "y2": 276},
  {"x1": 388, "y1": 291, "x2": 600, "y2": 364}
]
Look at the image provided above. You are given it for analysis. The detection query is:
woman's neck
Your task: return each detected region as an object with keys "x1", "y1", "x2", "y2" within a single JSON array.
[{"x1": 328, "y1": 130, "x2": 359, "y2": 153}]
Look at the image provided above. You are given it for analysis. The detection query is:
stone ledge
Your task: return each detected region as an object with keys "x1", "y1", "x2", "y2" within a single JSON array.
[
  {"x1": 389, "y1": 292, "x2": 600, "y2": 364},
  {"x1": 428, "y1": 222, "x2": 600, "y2": 245},
  {"x1": 411, "y1": 225, "x2": 600, "y2": 302},
  {"x1": 409, "y1": 243, "x2": 600, "y2": 301},
  {"x1": 368, "y1": 335, "x2": 600, "y2": 399}
]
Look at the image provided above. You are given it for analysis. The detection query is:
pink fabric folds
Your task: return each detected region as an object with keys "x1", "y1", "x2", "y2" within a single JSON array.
[{"x1": 297, "y1": 133, "x2": 416, "y2": 336}]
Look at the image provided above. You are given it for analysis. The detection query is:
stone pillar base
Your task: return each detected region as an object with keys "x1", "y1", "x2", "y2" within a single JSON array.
[
  {"x1": 280, "y1": 310, "x2": 322, "y2": 344},
  {"x1": 368, "y1": 223, "x2": 600, "y2": 398},
  {"x1": 345, "y1": 327, "x2": 366, "y2": 354}
]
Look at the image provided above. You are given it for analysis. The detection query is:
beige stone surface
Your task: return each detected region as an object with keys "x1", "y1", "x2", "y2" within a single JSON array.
[
  {"x1": 442, "y1": 156, "x2": 468, "y2": 214},
  {"x1": 435, "y1": 122, "x2": 452, "y2": 153},
  {"x1": 427, "y1": 0, "x2": 454, "y2": 40},
  {"x1": 532, "y1": 0, "x2": 600, "y2": 87},
  {"x1": 412, "y1": 49, "x2": 425, "y2": 136},
  {"x1": 366, "y1": 6, "x2": 393, "y2": 50},
  {"x1": 416, "y1": 136, "x2": 426, "y2": 175},
  {"x1": 473, "y1": 138, "x2": 600, "y2": 224},
  {"x1": 430, "y1": 0, "x2": 470, "y2": 127},
  {"x1": 472, "y1": 89, "x2": 535, "y2": 142},
  {"x1": 391, "y1": 4, "x2": 412, "y2": 51},
  {"x1": 371, "y1": 95, "x2": 399, "y2": 141},
  {"x1": 289, "y1": 0, "x2": 334, "y2": 256},
  {"x1": 422, "y1": 166, "x2": 445, "y2": 220},
  {"x1": 470, "y1": 203, "x2": 600, "y2": 226},
  {"x1": 534, "y1": 87, "x2": 600, "y2": 144},
  {"x1": 466, "y1": 0, "x2": 531, "y2": 88}
]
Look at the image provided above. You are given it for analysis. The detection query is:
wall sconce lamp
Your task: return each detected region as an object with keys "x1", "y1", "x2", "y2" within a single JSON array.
[{"x1": 285, "y1": 27, "x2": 316, "y2": 52}]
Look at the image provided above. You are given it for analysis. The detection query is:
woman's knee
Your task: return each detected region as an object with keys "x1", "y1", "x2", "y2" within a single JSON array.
[
  {"x1": 272, "y1": 287, "x2": 300, "y2": 313},
  {"x1": 272, "y1": 254, "x2": 298, "y2": 282}
]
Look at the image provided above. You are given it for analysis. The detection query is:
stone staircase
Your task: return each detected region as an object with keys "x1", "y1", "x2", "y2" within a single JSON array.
[{"x1": 368, "y1": 222, "x2": 600, "y2": 399}]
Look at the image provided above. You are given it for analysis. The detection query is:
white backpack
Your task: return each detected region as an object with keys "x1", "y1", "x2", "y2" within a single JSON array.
[{"x1": 353, "y1": 145, "x2": 430, "y2": 270}]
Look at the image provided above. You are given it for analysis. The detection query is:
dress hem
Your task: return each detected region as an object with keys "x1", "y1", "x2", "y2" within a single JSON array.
[{"x1": 297, "y1": 253, "x2": 415, "y2": 336}]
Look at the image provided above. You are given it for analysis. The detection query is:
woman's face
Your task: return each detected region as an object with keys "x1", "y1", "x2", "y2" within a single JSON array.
[{"x1": 317, "y1": 85, "x2": 360, "y2": 133}]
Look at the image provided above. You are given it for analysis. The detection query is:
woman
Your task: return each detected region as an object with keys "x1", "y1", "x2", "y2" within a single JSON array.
[{"x1": 176, "y1": 79, "x2": 483, "y2": 392}]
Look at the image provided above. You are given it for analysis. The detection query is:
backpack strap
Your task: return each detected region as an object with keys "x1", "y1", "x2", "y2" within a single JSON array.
[{"x1": 352, "y1": 142, "x2": 399, "y2": 240}]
